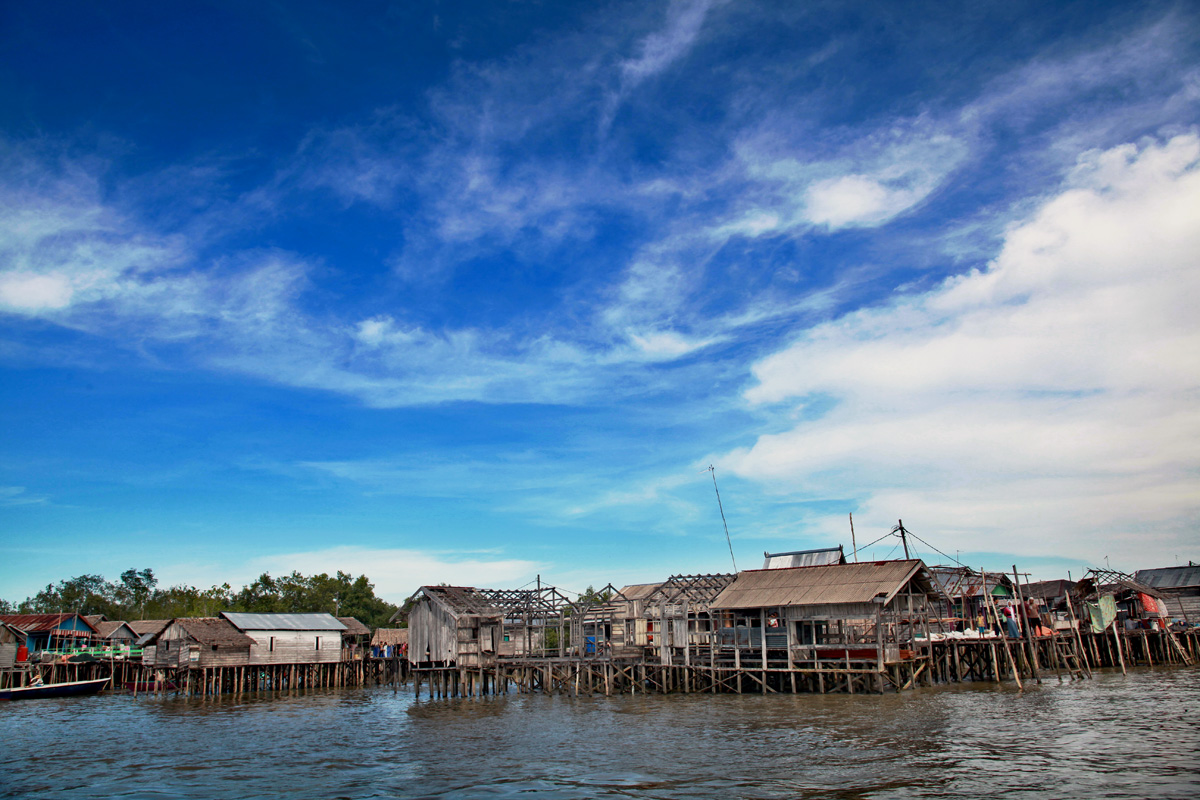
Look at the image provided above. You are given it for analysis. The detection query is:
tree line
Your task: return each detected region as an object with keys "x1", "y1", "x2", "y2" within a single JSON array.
[{"x1": 0, "y1": 568, "x2": 401, "y2": 630}]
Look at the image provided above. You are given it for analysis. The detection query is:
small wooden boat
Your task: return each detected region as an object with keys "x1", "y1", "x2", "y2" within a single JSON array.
[{"x1": 0, "y1": 676, "x2": 110, "y2": 701}]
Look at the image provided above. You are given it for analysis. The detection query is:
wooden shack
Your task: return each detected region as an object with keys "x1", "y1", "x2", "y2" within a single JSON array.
[
  {"x1": 406, "y1": 586, "x2": 503, "y2": 668},
  {"x1": 1, "y1": 622, "x2": 23, "y2": 668},
  {"x1": 0, "y1": 613, "x2": 98, "y2": 654},
  {"x1": 928, "y1": 566, "x2": 1015, "y2": 629},
  {"x1": 1134, "y1": 564, "x2": 1200, "y2": 625},
  {"x1": 637, "y1": 574, "x2": 736, "y2": 663},
  {"x1": 220, "y1": 612, "x2": 346, "y2": 665},
  {"x1": 709, "y1": 559, "x2": 941, "y2": 668},
  {"x1": 587, "y1": 582, "x2": 662, "y2": 651},
  {"x1": 149, "y1": 618, "x2": 256, "y2": 669},
  {"x1": 129, "y1": 619, "x2": 170, "y2": 664},
  {"x1": 94, "y1": 621, "x2": 139, "y2": 652},
  {"x1": 338, "y1": 617, "x2": 371, "y2": 659}
]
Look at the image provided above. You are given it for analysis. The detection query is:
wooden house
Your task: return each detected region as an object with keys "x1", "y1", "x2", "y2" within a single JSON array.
[
  {"x1": 148, "y1": 618, "x2": 256, "y2": 669},
  {"x1": 1079, "y1": 568, "x2": 1169, "y2": 630},
  {"x1": 626, "y1": 574, "x2": 736, "y2": 663},
  {"x1": 129, "y1": 619, "x2": 170, "y2": 664},
  {"x1": 406, "y1": 586, "x2": 503, "y2": 668},
  {"x1": 1, "y1": 622, "x2": 24, "y2": 669},
  {"x1": 0, "y1": 613, "x2": 98, "y2": 653},
  {"x1": 220, "y1": 613, "x2": 346, "y2": 665},
  {"x1": 1134, "y1": 564, "x2": 1200, "y2": 626},
  {"x1": 709, "y1": 559, "x2": 941, "y2": 667},
  {"x1": 338, "y1": 617, "x2": 371, "y2": 658},
  {"x1": 412, "y1": 582, "x2": 583, "y2": 667},
  {"x1": 928, "y1": 566, "x2": 1015, "y2": 629},
  {"x1": 584, "y1": 582, "x2": 662, "y2": 651},
  {"x1": 87, "y1": 620, "x2": 140, "y2": 656}
]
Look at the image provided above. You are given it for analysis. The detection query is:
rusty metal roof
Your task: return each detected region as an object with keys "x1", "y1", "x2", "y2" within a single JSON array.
[
  {"x1": 711, "y1": 560, "x2": 934, "y2": 610},
  {"x1": 0, "y1": 613, "x2": 98, "y2": 633}
]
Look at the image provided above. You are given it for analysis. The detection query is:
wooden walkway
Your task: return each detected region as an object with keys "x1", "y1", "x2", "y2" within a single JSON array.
[{"x1": 410, "y1": 627, "x2": 1199, "y2": 699}]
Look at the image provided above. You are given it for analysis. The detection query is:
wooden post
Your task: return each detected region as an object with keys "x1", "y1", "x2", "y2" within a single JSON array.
[{"x1": 1012, "y1": 565, "x2": 1041, "y2": 683}]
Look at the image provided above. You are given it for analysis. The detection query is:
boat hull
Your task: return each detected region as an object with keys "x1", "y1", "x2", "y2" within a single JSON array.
[{"x1": 0, "y1": 677, "x2": 110, "y2": 701}]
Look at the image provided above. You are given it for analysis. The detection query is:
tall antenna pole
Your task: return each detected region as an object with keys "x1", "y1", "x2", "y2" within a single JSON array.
[
  {"x1": 707, "y1": 465, "x2": 737, "y2": 572},
  {"x1": 891, "y1": 519, "x2": 911, "y2": 559},
  {"x1": 849, "y1": 513, "x2": 858, "y2": 563}
]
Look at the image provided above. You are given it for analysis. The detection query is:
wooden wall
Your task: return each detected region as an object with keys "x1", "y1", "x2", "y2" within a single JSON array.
[
  {"x1": 408, "y1": 599, "x2": 459, "y2": 664},
  {"x1": 242, "y1": 631, "x2": 341, "y2": 665}
]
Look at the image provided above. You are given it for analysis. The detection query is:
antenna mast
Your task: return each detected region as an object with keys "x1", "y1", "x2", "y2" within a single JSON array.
[
  {"x1": 891, "y1": 519, "x2": 911, "y2": 559},
  {"x1": 706, "y1": 465, "x2": 738, "y2": 572}
]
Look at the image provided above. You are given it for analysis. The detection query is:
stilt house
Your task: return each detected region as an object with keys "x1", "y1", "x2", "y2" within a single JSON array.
[
  {"x1": 220, "y1": 612, "x2": 346, "y2": 665},
  {"x1": 148, "y1": 618, "x2": 256, "y2": 669},
  {"x1": 709, "y1": 559, "x2": 941, "y2": 667},
  {"x1": 406, "y1": 586, "x2": 503, "y2": 668},
  {"x1": 406, "y1": 584, "x2": 574, "y2": 667},
  {"x1": 637, "y1": 574, "x2": 736, "y2": 662},
  {"x1": 0, "y1": 613, "x2": 98, "y2": 654},
  {"x1": 928, "y1": 566, "x2": 1016, "y2": 629},
  {"x1": 1134, "y1": 564, "x2": 1200, "y2": 626},
  {"x1": 581, "y1": 582, "x2": 662, "y2": 652},
  {"x1": 338, "y1": 617, "x2": 372, "y2": 658}
]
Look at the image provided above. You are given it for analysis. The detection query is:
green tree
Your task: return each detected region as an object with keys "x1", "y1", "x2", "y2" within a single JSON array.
[{"x1": 116, "y1": 568, "x2": 158, "y2": 618}]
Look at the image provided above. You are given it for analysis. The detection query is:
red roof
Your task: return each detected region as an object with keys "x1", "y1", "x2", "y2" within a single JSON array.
[{"x1": 0, "y1": 613, "x2": 98, "y2": 633}]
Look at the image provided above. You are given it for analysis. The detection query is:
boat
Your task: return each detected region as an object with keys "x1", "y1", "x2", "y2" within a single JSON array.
[{"x1": 0, "y1": 676, "x2": 110, "y2": 701}]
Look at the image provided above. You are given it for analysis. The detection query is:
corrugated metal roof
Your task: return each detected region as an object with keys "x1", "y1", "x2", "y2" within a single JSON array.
[
  {"x1": 763, "y1": 546, "x2": 845, "y2": 569},
  {"x1": 1134, "y1": 566, "x2": 1200, "y2": 590},
  {"x1": 0, "y1": 613, "x2": 97, "y2": 633},
  {"x1": 711, "y1": 560, "x2": 932, "y2": 610},
  {"x1": 616, "y1": 583, "x2": 663, "y2": 601},
  {"x1": 221, "y1": 612, "x2": 347, "y2": 631}
]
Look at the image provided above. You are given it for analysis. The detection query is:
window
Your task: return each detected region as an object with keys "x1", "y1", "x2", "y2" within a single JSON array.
[
  {"x1": 269, "y1": 637, "x2": 275, "y2": 652},
  {"x1": 212, "y1": 645, "x2": 218, "y2": 652},
  {"x1": 315, "y1": 636, "x2": 321, "y2": 650}
]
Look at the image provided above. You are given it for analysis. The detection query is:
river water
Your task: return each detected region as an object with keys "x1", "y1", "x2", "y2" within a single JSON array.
[{"x1": 2, "y1": 667, "x2": 1197, "y2": 799}]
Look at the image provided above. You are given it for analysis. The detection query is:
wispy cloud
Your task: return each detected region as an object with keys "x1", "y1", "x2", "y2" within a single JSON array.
[
  {"x1": 727, "y1": 134, "x2": 1200, "y2": 565},
  {"x1": 0, "y1": 486, "x2": 48, "y2": 506}
]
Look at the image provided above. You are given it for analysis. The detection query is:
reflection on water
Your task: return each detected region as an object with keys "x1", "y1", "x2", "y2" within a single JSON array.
[{"x1": 2, "y1": 668, "x2": 1198, "y2": 799}]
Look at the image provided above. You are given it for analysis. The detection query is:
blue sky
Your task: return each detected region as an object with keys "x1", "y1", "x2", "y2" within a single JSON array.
[{"x1": 2, "y1": 0, "x2": 1198, "y2": 604}]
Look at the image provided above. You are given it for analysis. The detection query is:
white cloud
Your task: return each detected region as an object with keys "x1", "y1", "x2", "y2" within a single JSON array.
[
  {"x1": 728, "y1": 134, "x2": 1200, "y2": 567},
  {"x1": 619, "y1": 0, "x2": 719, "y2": 85}
]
